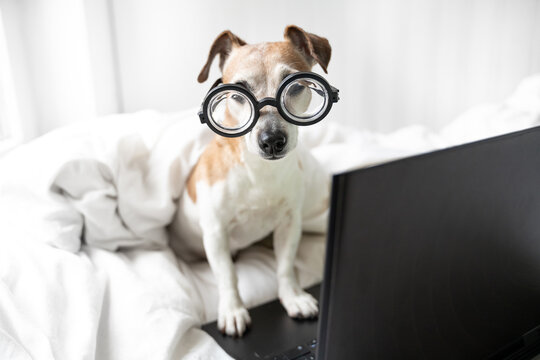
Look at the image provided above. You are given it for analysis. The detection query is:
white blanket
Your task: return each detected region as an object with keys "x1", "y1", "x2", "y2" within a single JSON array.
[{"x1": 1, "y1": 75, "x2": 539, "y2": 360}]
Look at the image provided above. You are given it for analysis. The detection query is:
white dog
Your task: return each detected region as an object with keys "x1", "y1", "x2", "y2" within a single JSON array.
[{"x1": 171, "y1": 25, "x2": 334, "y2": 337}]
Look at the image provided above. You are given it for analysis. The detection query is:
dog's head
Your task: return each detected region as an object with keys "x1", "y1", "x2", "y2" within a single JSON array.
[{"x1": 198, "y1": 26, "x2": 331, "y2": 160}]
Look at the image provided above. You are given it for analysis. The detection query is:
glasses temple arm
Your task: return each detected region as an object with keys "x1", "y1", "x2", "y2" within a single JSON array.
[
  {"x1": 310, "y1": 85, "x2": 339, "y2": 103},
  {"x1": 199, "y1": 78, "x2": 224, "y2": 123},
  {"x1": 330, "y1": 86, "x2": 340, "y2": 103}
]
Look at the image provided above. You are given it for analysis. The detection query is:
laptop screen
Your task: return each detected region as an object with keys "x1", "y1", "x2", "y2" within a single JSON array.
[{"x1": 318, "y1": 127, "x2": 540, "y2": 359}]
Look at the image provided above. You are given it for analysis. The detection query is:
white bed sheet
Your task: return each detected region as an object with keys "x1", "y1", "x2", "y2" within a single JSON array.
[{"x1": 0, "y1": 75, "x2": 539, "y2": 360}]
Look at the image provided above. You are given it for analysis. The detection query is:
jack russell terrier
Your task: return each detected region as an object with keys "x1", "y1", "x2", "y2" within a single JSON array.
[{"x1": 171, "y1": 25, "x2": 339, "y2": 337}]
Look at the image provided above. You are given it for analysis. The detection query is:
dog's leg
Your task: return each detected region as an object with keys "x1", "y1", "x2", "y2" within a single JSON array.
[
  {"x1": 274, "y1": 210, "x2": 319, "y2": 318},
  {"x1": 202, "y1": 226, "x2": 251, "y2": 336}
]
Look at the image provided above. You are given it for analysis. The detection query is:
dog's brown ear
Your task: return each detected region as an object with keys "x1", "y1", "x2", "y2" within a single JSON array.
[
  {"x1": 198, "y1": 30, "x2": 246, "y2": 83},
  {"x1": 284, "y1": 25, "x2": 331, "y2": 73}
]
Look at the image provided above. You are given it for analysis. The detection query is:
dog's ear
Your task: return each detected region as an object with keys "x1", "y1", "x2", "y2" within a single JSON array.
[
  {"x1": 284, "y1": 25, "x2": 331, "y2": 73},
  {"x1": 198, "y1": 30, "x2": 246, "y2": 83}
]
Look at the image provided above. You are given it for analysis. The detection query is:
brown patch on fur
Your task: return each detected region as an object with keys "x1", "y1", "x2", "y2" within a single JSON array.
[
  {"x1": 298, "y1": 160, "x2": 303, "y2": 170},
  {"x1": 186, "y1": 136, "x2": 244, "y2": 202},
  {"x1": 222, "y1": 42, "x2": 312, "y2": 84}
]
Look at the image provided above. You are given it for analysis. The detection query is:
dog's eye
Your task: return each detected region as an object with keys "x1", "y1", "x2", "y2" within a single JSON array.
[
  {"x1": 231, "y1": 93, "x2": 246, "y2": 104},
  {"x1": 288, "y1": 83, "x2": 305, "y2": 96}
]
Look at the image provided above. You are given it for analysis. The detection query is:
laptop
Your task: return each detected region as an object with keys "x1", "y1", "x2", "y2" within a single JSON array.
[{"x1": 203, "y1": 125, "x2": 540, "y2": 359}]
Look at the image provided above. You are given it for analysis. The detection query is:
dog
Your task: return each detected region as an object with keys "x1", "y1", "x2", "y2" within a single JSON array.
[{"x1": 171, "y1": 25, "x2": 332, "y2": 337}]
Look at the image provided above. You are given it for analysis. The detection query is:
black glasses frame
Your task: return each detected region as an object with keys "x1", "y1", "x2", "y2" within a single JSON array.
[{"x1": 198, "y1": 72, "x2": 340, "y2": 138}]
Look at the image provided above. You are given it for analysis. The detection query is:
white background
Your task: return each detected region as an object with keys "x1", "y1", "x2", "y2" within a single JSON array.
[{"x1": 1, "y1": 0, "x2": 540, "y2": 143}]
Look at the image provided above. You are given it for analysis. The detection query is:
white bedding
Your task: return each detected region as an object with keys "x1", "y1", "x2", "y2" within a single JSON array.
[{"x1": 1, "y1": 75, "x2": 539, "y2": 360}]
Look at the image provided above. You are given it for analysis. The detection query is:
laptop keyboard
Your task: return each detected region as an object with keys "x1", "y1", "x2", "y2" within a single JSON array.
[{"x1": 264, "y1": 339, "x2": 317, "y2": 360}]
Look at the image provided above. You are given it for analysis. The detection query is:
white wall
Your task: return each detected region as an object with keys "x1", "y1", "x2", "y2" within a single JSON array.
[
  {"x1": 1, "y1": 0, "x2": 100, "y2": 135},
  {"x1": 1, "y1": 0, "x2": 540, "y2": 136},
  {"x1": 110, "y1": 0, "x2": 540, "y2": 132}
]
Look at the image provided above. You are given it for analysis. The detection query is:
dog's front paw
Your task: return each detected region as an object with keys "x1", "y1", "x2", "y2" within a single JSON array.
[
  {"x1": 280, "y1": 291, "x2": 319, "y2": 319},
  {"x1": 217, "y1": 301, "x2": 251, "y2": 337}
]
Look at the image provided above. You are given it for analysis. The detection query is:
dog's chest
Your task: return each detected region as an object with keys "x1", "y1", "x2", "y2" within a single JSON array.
[
  {"x1": 225, "y1": 164, "x2": 302, "y2": 249},
  {"x1": 228, "y1": 188, "x2": 286, "y2": 244}
]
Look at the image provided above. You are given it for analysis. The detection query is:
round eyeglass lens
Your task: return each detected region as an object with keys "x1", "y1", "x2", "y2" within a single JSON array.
[
  {"x1": 281, "y1": 78, "x2": 329, "y2": 122},
  {"x1": 207, "y1": 90, "x2": 255, "y2": 134}
]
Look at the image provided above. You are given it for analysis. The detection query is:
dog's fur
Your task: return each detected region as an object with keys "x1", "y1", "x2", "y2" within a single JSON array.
[{"x1": 171, "y1": 25, "x2": 331, "y2": 337}]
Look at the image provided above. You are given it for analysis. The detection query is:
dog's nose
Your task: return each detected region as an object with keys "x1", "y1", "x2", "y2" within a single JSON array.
[{"x1": 259, "y1": 131, "x2": 287, "y2": 156}]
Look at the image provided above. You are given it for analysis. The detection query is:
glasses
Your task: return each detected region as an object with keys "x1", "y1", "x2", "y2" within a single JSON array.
[{"x1": 198, "y1": 72, "x2": 340, "y2": 137}]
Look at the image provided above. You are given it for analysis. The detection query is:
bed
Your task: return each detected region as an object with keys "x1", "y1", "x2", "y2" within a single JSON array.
[{"x1": 1, "y1": 75, "x2": 539, "y2": 360}]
